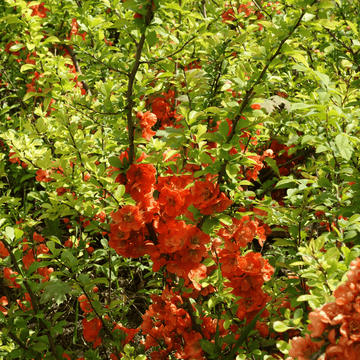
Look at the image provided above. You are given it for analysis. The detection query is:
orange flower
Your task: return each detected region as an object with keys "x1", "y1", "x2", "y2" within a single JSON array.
[
  {"x1": 0, "y1": 241, "x2": 9, "y2": 258},
  {"x1": 158, "y1": 187, "x2": 184, "y2": 217},
  {"x1": 344, "y1": 341, "x2": 360, "y2": 360},
  {"x1": 288, "y1": 334, "x2": 324, "y2": 360},
  {"x1": 82, "y1": 317, "x2": 102, "y2": 343},
  {"x1": 30, "y1": 2, "x2": 50, "y2": 17},
  {"x1": 78, "y1": 295, "x2": 93, "y2": 313},
  {"x1": 17, "y1": 293, "x2": 33, "y2": 311},
  {"x1": 111, "y1": 205, "x2": 144, "y2": 232},
  {"x1": 0, "y1": 296, "x2": 8, "y2": 315},
  {"x1": 3, "y1": 267, "x2": 21, "y2": 288},
  {"x1": 340, "y1": 314, "x2": 360, "y2": 341}
]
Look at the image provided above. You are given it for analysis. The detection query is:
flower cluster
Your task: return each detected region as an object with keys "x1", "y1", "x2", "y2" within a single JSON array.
[
  {"x1": 287, "y1": 258, "x2": 360, "y2": 360},
  {"x1": 140, "y1": 288, "x2": 228, "y2": 359}
]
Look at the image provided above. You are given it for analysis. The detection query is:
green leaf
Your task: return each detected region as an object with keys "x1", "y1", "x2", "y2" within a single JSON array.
[
  {"x1": 219, "y1": 120, "x2": 229, "y2": 138},
  {"x1": 291, "y1": 103, "x2": 312, "y2": 111},
  {"x1": 9, "y1": 43, "x2": 24, "y2": 52},
  {"x1": 10, "y1": 349, "x2": 23, "y2": 359},
  {"x1": 5, "y1": 227, "x2": 15, "y2": 241},
  {"x1": 265, "y1": 157, "x2": 280, "y2": 176},
  {"x1": 204, "y1": 107, "x2": 222, "y2": 114},
  {"x1": 335, "y1": 134, "x2": 353, "y2": 161},
  {"x1": 202, "y1": 217, "x2": 218, "y2": 235},
  {"x1": 323, "y1": 247, "x2": 340, "y2": 262},
  {"x1": 20, "y1": 64, "x2": 36, "y2": 72},
  {"x1": 40, "y1": 280, "x2": 71, "y2": 305},
  {"x1": 316, "y1": 19, "x2": 340, "y2": 30},
  {"x1": 32, "y1": 342, "x2": 49, "y2": 351},
  {"x1": 273, "y1": 321, "x2": 291, "y2": 332},
  {"x1": 296, "y1": 294, "x2": 321, "y2": 302},
  {"x1": 291, "y1": 52, "x2": 309, "y2": 68},
  {"x1": 226, "y1": 163, "x2": 240, "y2": 179},
  {"x1": 108, "y1": 156, "x2": 123, "y2": 168},
  {"x1": 346, "y1": 20, "x2": 359, "y2": 36},
  {"x1": 43, "y1": 218, "x2": 62, "y2": 240},
  {"x1": 199, "y1": 339, "x2": 217, "y2": 355},
  {"x1": 61, "y1": 250, "x2": 77, "y2": 267},
  {"x1": 146, "y1": 30, "x2": 158, "y2": 47},
  {"x1": 274, "y1": 178, "x2": 296, "y2": 189},
  {"x1": 272, "y1": 239, "x2": 296, "y2": 247},
  {"x1": 42, "y1": 36, "x2": 60, "y2": 45},
  {"x1": 199, "y1": 152, "x2": 213, "y2": 164},
  {"x1": 164, "y1": 2, "x2": 183, "y2": 12}
]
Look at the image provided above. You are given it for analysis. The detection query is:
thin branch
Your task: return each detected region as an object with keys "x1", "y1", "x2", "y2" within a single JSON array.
[
  {"x1": 139, "y1": 35, "x2": 196, "y2": 65},
  {"x1": 72, "y1": 102, "x2": 122, "y2": 116},
  {"x1": 2, "y1": 69, "x2": 27, "y2": 109},
  {"x1": 113, "y1": 9, "x2": 139, "y2": 47},
  {"x1": 126, "y1": 0, "x2": 155, "y2": 165},
  {"x1": 217, "y1": 2, "x2": 316, "y2": 186},
  {"x1": 252, "y1": 0, "x2": 272, "y2": 20},
  {"x1": 72, "y1": 44, "x2": 128, "y2": 76},
  {"x1": 64, "y1": 45, "x2": 91, "y2": 95}
]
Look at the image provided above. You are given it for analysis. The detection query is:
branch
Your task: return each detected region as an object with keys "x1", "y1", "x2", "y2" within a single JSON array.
[
  {"x1": 72, "y1": 44, "x2": 128, "y2": 76},
  {"x1": 139, "y1": 35, "x2": 196, "y2": 65},
  {"x1": 217, "y1": 3, "x2": 315, "y2": 186},
  {"x1": 72, "y1": 101, "x2": 122, "y2": 116},
  {"x1": 2, "y1": 69, "x2": 27, "y2": 109},
  {"x1": 64, "y1": 45, "x2": 91, "y2": 95},
  {"x1": 126, "y1": 1, "x2": 155, "y2": 165}
]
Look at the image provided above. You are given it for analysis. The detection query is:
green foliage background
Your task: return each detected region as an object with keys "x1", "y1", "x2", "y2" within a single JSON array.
[{"x1": 1, "y1": 0, "x2": 360, "y2": 359}]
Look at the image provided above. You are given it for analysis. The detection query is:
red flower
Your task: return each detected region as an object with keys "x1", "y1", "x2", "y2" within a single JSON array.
[
  {"x1": 3, "y1": 267, "x2": 21, "y2": 288},
  {"x1": 22, "y1": 250, "x2": 35, "y2": 270},
  {"x1": 36, "y1": 169, "x2": 52, "y2": 182},
  {"x1": 126, "y1": 163, "x2": 156, "y2": 199},
  {"x1": 137, "y1": 111, "x2": 157, "y2": 128},
  {"x1": 78, "y1": 295, "x2": 93, "y2": 313},
  {"x1": 0, "y1": 241, "x2": 9, "y2": 258},
  {"x1": 158, "y1": 187, "x2": 185, "y2": 217},
  {"x1": 30, "y1": 2, "x2": 50, "y2": 17},
  {"x1": 0, "y1": 296, "x2": 8, "y2": 315},
  {"x1": 289, "y1": 334, "x2": 324, "y2": 359},
  {"x1": 17, "y1": 293, "x2": 33, "y2": 311},
  {"x1": 82, "y1": 317, "x2": 102, "y2": 342},
  {"x1": 151, "y1": 97, "x2": 171, "y2": 121},
  {"x1": 340, "y1": 313, "x2": 360, "y2": 341},
  {"x1": 33, "y1": 231, "x2": 45, "y2": 243},
  {"x1": 186, "y1": 227, "x2": 210, "y2": 249},
  {"x1": 251, "y1": 104, "x2": 261, "y2": 110},
  {"x1": 111, "y1": 205, "x2": 144, "y2": 232}
]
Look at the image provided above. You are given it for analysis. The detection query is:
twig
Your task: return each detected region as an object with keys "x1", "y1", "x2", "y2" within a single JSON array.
[
  {"x1": 126, "y1": 0, "x2": 155, "y2": 165},
  {"x1": 139, "y1": 35, "x2": 197, "y2": 64},
  {"x1": 64, "y1": 45, "x2": 91, "y2": 95},
  {"x1": 72, "y1": 44, "x2": 128, "y2": 76}
]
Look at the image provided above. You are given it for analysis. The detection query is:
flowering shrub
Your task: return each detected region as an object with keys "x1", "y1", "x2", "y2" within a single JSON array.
[{"x1": 1, "y1": 0, "x2": 360, "y2": 359}]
